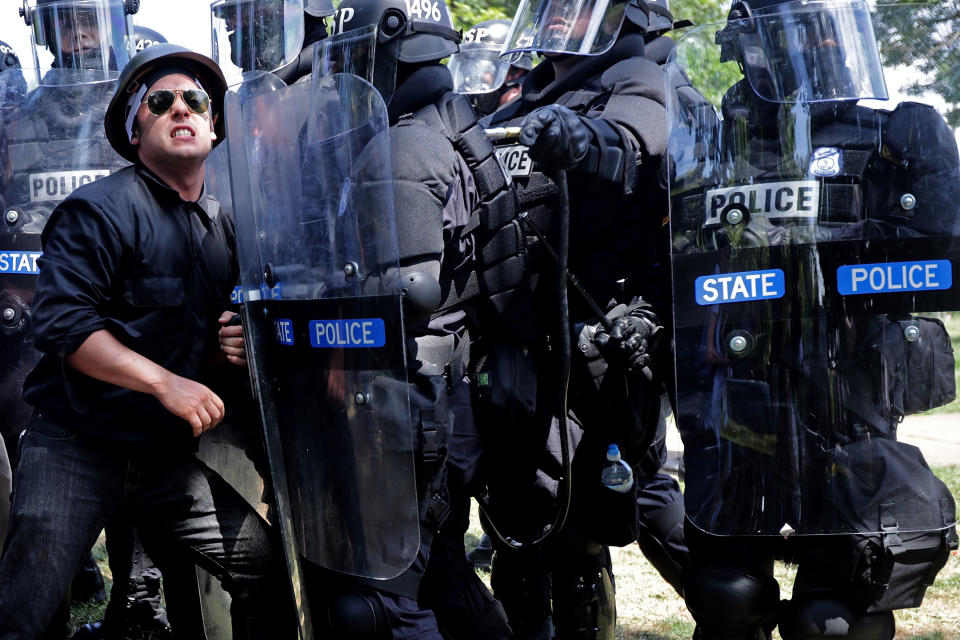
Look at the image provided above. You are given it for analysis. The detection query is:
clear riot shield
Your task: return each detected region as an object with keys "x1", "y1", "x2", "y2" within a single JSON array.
[
  {"x1": 225, "y1": 72, "x2": 418, "y2": 580},
  {"x1": 0, "y1": 69, "x2": 126, "y2": 457},
  {"x1": 666, "y1": 1, "x2": 959, "y2": 538}
]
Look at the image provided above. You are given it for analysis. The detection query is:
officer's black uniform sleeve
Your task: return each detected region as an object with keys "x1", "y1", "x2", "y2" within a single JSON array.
[
  {"x1": 389, "y1": 120, "x2": 459, "y2": 278},
  {"x1": 32, "y1": 197, "x2": 124, "y2": 357},
  {"x1": 597, "y1": 57, "x2": 670, "y2": 165},
  {"x1": 577, "y1": 57, "x2": 669, "y2": 195}
]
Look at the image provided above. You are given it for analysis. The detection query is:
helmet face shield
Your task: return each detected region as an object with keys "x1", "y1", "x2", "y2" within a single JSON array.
[
  {"x1": 313, "y1": 24, "x2": 381, "y2": 86},
  {"x1": 717, "y1": 0, "x2": 887, "y2": 103},
  {"x1": 502, "y1": 0, "x2": 628, "y2": 58},
  {"x1": 211, "y1": 0, "x2": 305, "y2": 76},
  {"x1": 449, "y1": 47, "x2": 510, "y2": 94},
  {"x1": 28, "y1": 0, "x2": 133, "y2": 84}
]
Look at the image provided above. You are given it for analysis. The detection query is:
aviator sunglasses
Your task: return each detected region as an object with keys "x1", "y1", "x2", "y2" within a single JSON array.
[{"x1": 143, "y1": 89, "x2": 211, "y2": 117}]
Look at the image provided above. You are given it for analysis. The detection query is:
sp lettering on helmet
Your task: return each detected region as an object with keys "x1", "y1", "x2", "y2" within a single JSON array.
[
  {"x1": 462, "y1": 20, "x2": 509, "y2": 45},
  {"x1": 463, "y1": 27, "x2": 487, "y2": 44},
  {"x1": 331, "y1": 6, "x2": 356, "y2": 35}
]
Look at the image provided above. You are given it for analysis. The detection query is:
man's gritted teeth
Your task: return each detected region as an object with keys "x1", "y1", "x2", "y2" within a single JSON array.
[{"x1": 170, "y1": 125, "x2": 197, "y2": 139}]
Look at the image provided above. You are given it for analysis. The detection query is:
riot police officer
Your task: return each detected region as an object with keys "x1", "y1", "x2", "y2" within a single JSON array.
[
  {"x1": 448, "y1": 19, "x2": 533, "y2": 117},
  {"x1": 665, "y1": 1, "x2": 960, "y2": 638},
  {"x1": 296, "y1": 2, "x2": 516, "y2": 637},
  {"x1": 473, "y1": 0, "x2": 687, "y2": 637}
]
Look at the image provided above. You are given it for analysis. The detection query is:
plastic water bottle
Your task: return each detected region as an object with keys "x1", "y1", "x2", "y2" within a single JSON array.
[{"x1": 600, "y1": 444, "x2": 634, "y2": 494}]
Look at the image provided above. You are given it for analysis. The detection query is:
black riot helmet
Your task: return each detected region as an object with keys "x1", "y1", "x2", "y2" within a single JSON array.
[
  {"x1": 330, "y1": 0, "x2": 460, "y2": 63},
  {"x1": 329, "y1": 0, "x2": 460, "y2": 102},
  {"x1": 450, "y1": 19, "x2": 532, "y2": 93},
  {"x1": 449, "y1": 19, "x2": 532, "y2": 115},
  {"x1": 104, "y1": 43, "x2": 228, "y2": 163},
  {"x1": 132, "y1": 24, "x2": 166, "y2": 52},
  {"x1": 715, "y1": 0, "x2": 887, "y2": 103},
  {"x1": 21, "y1": 0, "x2": 138, "y2": 79},
  {"x1": 0, "y1": 40, "x2": 28, "y2": 101},
  {"x1": 501, "y1": 0, "x2": 650, "y2": 59},
  {"x1": 210, "y1": 0, "x2": 307, "y2": 75}
]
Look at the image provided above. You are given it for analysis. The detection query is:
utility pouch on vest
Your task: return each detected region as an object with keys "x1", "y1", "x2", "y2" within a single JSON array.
[
  {"x1": 720, "y1": 378, "x2": 776, "y2": 456},
  {"x1": 897, "y1": 316, "x2": 956, "y2": 414},
  {"x1": 582, "y1": 465, "x2": 640, "y2": 548},
  {"x1": 821, "y1": 438, "x2": 957, "y2": 611},
  {"x1": 408, "y1": 370, "x2": 454, "y2": 529},
  {"x1": 470, "y1": 344, "x2": 537, "y2": 426},
  {"x1": 845, "y1": 315, "x2": 955, "y2": 429}
]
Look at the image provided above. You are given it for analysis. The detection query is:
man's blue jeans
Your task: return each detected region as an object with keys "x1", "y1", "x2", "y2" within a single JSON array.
[{"x1": 0, "y1": 415, "x2": 293, "y2": 640}]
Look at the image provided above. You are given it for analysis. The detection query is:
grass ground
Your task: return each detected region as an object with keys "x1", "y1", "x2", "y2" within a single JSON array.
[{"x1": 74, "y1": 466, "x2": 960, "y2": 640}]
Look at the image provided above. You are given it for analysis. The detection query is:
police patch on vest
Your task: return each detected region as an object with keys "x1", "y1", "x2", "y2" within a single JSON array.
[
  {"x1": 495, "y1": 144, "x2": 533, "y2": 178},
  {"x1": 695, "y1": 269, "x2": 785, "y2": 305},
  {"x1": 0, "y1": 251, "x2": 41, "y2": 274},
  {"x1": 809, "y1": 147, "x2": 841, "y2": 177},
  {"x1": 837, "y1": 260, "x2": 952, "y2": 295},
  {"x1": 704, "y1": 181, "x2": 820, "y2": 226},
  {"x1": 29, "y1": 170, "x2": 111, "y2": 203}
]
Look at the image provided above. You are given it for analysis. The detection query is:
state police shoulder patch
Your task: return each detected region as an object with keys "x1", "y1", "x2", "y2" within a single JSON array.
[{"x1": 809, "y1": 147, "x2": 842, "y2": 177}]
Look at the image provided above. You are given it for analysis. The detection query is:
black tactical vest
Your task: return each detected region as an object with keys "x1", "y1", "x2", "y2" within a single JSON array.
[{"x1": 404, "y1": 91, "x2": 531, "y2": 339}]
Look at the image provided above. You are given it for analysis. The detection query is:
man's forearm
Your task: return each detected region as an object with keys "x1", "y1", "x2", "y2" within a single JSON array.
[{"x1": 65, "y1": 329, "x2": 171, "y2": 395}]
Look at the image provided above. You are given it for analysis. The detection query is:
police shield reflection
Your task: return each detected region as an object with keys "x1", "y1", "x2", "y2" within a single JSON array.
[
  {"x1": 223, "y1": 68, "x2": 418, "y2": 598},
  {"x1": 665, "y1": 0, "x2": 959, "y2": 540}
]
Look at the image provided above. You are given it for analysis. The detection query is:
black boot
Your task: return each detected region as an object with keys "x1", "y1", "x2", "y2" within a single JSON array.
[{"x1": 71, "y1": 553, "x2": 107, "y2": 604}]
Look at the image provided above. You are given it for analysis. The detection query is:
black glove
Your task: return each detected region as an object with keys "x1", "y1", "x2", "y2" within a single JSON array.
[
  {"x1": 518, "y1": 104, "x2": 591, "y2": 172},
  {"x1": 592, "y1": 299, "x2": 660, "y2": 374}
]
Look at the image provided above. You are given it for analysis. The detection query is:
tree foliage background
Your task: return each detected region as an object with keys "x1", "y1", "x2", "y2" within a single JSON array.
[
  {"x1": 874, "y1": 0, "x2": 960, "y2": 127},
  {"x1": 447, "y1": 0, "x2": 518, "y2": 29}
]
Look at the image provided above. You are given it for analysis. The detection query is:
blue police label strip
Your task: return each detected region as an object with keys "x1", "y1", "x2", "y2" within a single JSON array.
[
  {"x1": 837, "y1": 260, "x2": 952, "y2": 295},
  {"x1": 696, "y1": 269, "x2": 785, "y2": 305},
  {"x1": 274, "y1": 319, "x2": 295, "y2": 346},
  {"x1": 309, "y1": 318, "x2": 387, "y2": 348},
  {"x1": 0, "y1": 251, "x2": 42, "y2": 274}
]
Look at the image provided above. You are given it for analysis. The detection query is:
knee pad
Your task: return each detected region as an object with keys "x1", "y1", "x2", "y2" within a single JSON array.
[
  {"x1": 683, "y1": 566, "x2": 779, "y2": 637},
  {"x1": 779, "y1": 598, "x2": 894, "y2": 640},
  {"x1": 325, "y1": 589, "x2": 392, "y2": 640},
  {"x1": 551, "y1": 550, "x2": 616, "y2": 640}
]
